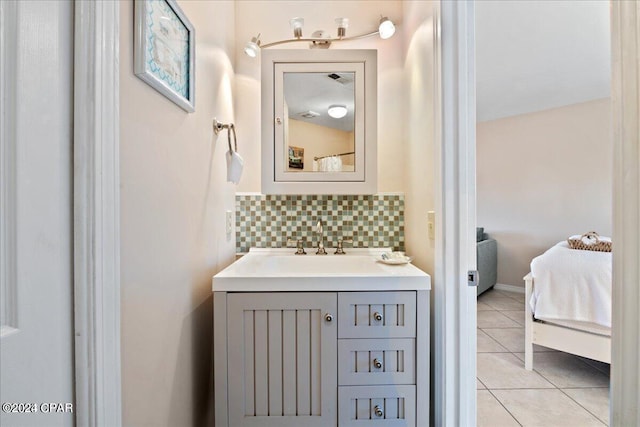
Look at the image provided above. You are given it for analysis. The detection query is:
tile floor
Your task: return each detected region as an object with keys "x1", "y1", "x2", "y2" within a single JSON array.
[{"x1": 477, "y1": 288, "x2": 610, "y2": 426}]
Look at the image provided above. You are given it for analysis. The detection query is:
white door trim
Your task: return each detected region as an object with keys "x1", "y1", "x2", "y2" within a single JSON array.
[
  {"x1": 73, "y1": 1, "x2": 122, "y2": 425},
  {"x1": 0, "y1": 0, "x2": 18, "y2": 336},
  {"x1": 610, "y1": 1, "x2": 640, "y2": 425},
  {"x1": 435, "y1": 1, "x2": 477, "y2": 425}
]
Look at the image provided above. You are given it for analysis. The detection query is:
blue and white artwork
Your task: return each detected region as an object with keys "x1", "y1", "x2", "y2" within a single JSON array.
[{"x1": 144, "y1": 0, "x2": 190, "y2": 98}]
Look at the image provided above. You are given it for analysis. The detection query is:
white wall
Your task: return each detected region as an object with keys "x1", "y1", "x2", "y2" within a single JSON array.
[
  {"x1": 477, "y1": 98, "x2": 612, "y2": 287},
  {"x1": 234, "y1": 0, "x2": 405, "y2": 193},
  {"x1": 476, "y1": 0, "x2": 610, "y2": 122},
  {"x1": 288, "y1": 119, "x2": 354, "y2": 171},
  {"x1": 119, "y1": 1, "x2": 236, "y2": 425},
  {"x1": 402, "y1": 1, "x2": 437, "y2": 276}
]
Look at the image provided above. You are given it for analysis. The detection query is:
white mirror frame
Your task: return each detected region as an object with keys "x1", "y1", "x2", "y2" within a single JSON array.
[{"x1": 261, "y1": 49, "x2": 377, "y2": 195}]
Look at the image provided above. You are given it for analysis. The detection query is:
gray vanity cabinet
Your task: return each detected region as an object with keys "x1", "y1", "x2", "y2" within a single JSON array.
[
  {"x1": 225, "y1": 292, "x2": 337, "y2": 427},
  {"x1": 214, "y1": 290, "x2": 429, "y2": 427}
]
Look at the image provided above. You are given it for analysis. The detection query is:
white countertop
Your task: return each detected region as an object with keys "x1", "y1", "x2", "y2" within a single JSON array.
[{"x1": 212, "y1": 248, "x2": 431, "y2": 292}]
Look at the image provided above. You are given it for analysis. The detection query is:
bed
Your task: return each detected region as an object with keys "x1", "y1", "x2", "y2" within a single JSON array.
[{"x1": 524, "y1": 240, "x2": 612, "y2": 370}]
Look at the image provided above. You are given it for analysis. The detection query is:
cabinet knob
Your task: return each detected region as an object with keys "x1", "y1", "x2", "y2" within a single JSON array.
[
  {"x1": 374, "y1": 405, "x2": 384, "y2": 417},
  {"x1": 373, "y1": 358, "x2": 383, "y2": 369},
  {"x1": 373, "y1": 311, "x2": 383, "y2": 322},
  {"x1": 324, "y1": 313, "x2": 333, "y2": 322}
]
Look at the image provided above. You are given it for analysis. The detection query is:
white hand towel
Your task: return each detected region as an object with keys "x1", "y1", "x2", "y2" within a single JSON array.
[{"x1": 226, "y1": 149, "x2": 244, "y2": 184}]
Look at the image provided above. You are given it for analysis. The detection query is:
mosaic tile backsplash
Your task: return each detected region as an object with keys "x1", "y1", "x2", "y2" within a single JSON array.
[{"x1": 236, "y1": 194, "x2": 405, "y2": 253}]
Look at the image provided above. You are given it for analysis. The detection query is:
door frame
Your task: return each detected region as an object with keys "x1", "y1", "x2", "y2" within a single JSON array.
[
  {"x1": 610, "y1": 1, "x2": 640, "y2": 425},
  {"x1": 442, "y1": 0, "x2": 640, "y2": 425},
  {"x1": 73, "y1": 1, "x2": 122, "y2": 425},
  {"x1": 434, "y1": 1, "x2": 477, "y2": 425}
]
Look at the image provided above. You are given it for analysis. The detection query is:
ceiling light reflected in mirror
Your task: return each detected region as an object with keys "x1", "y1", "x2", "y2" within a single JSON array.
[{"x1": 327, "y1": 105, "x2": 348, "y2": 119}]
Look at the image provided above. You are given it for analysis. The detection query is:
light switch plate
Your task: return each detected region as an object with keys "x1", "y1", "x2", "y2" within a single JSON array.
[
  {"x1": 226, "y1": 210, "x2": 233, "y2": 239},
  {"x1": 427, "y1": 211, "x2": 435, "y2": 240}
]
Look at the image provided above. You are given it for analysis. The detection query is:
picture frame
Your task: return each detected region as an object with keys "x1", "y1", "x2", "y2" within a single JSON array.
[
  {"x1": 288, "y1": 146, "x2": 304, "y2": 170},
  {"x1": 134, "y1": 0, "x2": 195, "y2": 112}
]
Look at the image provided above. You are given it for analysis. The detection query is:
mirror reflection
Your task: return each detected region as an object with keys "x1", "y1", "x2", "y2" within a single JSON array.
[{"x1": 283, "y1": 72, "x2": 355, "y2": 173}]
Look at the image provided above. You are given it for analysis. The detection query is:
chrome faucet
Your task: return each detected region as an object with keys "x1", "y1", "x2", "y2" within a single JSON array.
[{"x1": 315, "y1": 220, "x2": 327, "y2": 255}]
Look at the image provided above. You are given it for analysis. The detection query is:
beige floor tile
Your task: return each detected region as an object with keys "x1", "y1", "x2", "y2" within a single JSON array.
[
  {"x1": 482, "y1": 328, "x2": 552, "y2": 354},
  {"x1": 479, "y1": 292, "x2": 525, "y2": 311},
  {"x1": 513, "y1": 352, "x2": 610, "y2": 388},
  {"x1": 477, "y1": 390, "x2": 519, "y2": 427},
  {"x1": 486, "y1": 298, "x2": 525, "y2": 311},
  {"x1": 477, "y1": 301, "x2": 494, "y2": 311},
  {"x1": 477, "y1": 329, "x2": 509, "y2": 353},
  {"x1": 500, "y1": 290, "x2": 526, "y2": 303},
  {"x1": 477, "y1": 378, "x2": 486, "y2": 390},
  {"x1": 532, "y1": 344, "x2": 559, "y2": 353},
  {"x1": 577, "y1": 357, "x2": 611, "y2": 376},
  {"x1": 478, "y1": 310, "x2": 521, "y2": 328},
  {"x1": 477, "y1": 353, "x2": 555, "y2": 389},
  {"x1": 478, "y1": 289, "x2": 506, "y2": 303},
  {"x1": 563, "y1": 388, "x2": 610, "y2": 425},
  {"x1": 483, "y1": 328, "x2": 525, "y2": 352},
  {"x1": 492, "y1": 389, "x2": 605, "y2": 426},
  {"x1": 501, "y1": 310, "x2": 525, "y2": 326}
]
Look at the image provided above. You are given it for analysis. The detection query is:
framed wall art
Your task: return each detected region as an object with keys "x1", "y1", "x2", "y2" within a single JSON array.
[{"x1": 134, "y1": 0, "x2": 195, "y2": 112}]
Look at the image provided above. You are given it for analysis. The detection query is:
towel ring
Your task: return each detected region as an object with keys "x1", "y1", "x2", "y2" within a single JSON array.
[
  {"x1": 213, "y1": 118, "x2": 238, "y2": 152},
  {"x1": 227, "y1": 124, "x2": 237, "y2": 152}
]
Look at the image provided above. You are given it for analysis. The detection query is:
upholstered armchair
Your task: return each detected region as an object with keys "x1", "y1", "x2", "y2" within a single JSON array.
[{"x1": 477, "y1": 227, "x2": 497, "y2": 296}]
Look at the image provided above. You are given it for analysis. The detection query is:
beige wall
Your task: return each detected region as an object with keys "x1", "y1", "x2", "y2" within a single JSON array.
[
  {"x1": 402, "y1": 1, "x2": 437, "y2": 276},
  {"x1": 234, "y1": 0, "x2": 406, "y2": 193},
  {"x1": 119, "y1": 1, "x2": 236, "y2": 425},
  {"x1": 288, "y1": 119, "x2": 354, "y2": 172},
  {"x1": 477, "y1": 98, "x2": 612, "y2": 287}
]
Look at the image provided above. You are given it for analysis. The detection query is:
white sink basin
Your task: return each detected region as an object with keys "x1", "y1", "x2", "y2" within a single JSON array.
[
  {"x1": 213, "y1": 248, "x2": 431, "y2": 292},
  {"x1": 231, "y1": 253, "x2": 390, "y2": 276}
]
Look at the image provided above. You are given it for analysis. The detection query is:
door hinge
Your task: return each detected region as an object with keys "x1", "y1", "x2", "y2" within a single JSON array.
[{"x1": 468, "y1": 270, "x2": 479, "y2": 287}]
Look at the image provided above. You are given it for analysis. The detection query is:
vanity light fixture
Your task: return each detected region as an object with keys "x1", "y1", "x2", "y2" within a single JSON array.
[
  {"x1": 378, "y1": 16, "x2": 396, "y2": 39},
  {"x1": 290, "y1": 17, "x2": 304, "y2": 38},
  {"x1": 327, "y1": 104, "x2": 348, "y2": 119},
  {"x1": 244, "y1": 34, "x2": 261, "y2": 58},
  {"x1": 335, "y1": 17, "x2": 349, "y2": 38},
  {"x1": 243, "y1": 16, "x2": 397, "y2": 57}
]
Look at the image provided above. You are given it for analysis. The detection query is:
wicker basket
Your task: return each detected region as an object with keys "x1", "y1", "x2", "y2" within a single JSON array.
[{"x1": 567, "y1": 231, "x2": 612, "y2": 252}]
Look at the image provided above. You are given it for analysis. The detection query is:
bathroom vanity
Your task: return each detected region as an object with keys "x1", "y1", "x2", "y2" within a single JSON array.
[{"x1": 212, "y1": 249, "x2": 431, "y2": 426}]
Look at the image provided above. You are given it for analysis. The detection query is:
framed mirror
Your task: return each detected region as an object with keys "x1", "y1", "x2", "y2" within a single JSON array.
[{"x1": 261, "y1": 50, "x2": 377, "y2": 194}]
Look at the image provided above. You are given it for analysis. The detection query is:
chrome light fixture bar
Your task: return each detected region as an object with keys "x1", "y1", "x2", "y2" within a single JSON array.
[{"x1": 244, "y1": 16, "x2": 397, "y2": 57}]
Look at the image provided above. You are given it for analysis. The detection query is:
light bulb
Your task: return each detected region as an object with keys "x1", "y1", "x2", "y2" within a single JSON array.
[
  {"x1": 244, "y1": 36, "x2": 261, "y2": 58},
  {"x1": 335, "y1": 17, "x2": 349, "y2": 38},
  {"x1": 378, "y1": 17, "x2": 395, "y2": 39},
  {"x1": 327, "y1": 105, "x2": 348, "y2": 119},
  {"x1": 290, "y1": 17, "x2": 304, "y2": 38}
]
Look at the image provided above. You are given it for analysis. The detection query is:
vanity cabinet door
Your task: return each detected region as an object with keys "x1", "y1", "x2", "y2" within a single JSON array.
[{"x1": 227, "y1": 292, "x2": 338, "y2": 427}]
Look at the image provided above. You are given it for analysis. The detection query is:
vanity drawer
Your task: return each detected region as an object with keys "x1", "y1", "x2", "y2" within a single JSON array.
[
  {"x1": 338, "y1": 292, "x2": 416, "y2": 338},
  {"x1": 338, "y1": 385, "x2": 416, "y2": 427},
  {"x1": 338, "y1": 338, "x2": 415, "y2": 386}
]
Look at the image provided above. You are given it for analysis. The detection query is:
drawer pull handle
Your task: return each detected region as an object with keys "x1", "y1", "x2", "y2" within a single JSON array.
[
  {"x1": 324, "y1": 313, "x2": 334, "y2": 322},
  {"x1": 374, "y1": 405, "x2": 384, "y2": 417},
  {"x1": 373, "y1": 358, "x2": 383, "y2": 369},
  {"x1": 373, "y1": 311, "x2": 383, "y2": 322}
]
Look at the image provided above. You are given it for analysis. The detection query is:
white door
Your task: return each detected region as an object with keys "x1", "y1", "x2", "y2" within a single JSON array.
[{"x1": 1, "y1": 1, "x2": 75, "y2": 426}]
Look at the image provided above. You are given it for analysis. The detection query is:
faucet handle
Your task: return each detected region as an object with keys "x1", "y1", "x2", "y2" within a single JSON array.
[
  {"x1": 286, "y1": 238, "x2": 307, "y2": 255},
  {"x1": 334, "y1": 238, "x2": 354, "y2": 255}
]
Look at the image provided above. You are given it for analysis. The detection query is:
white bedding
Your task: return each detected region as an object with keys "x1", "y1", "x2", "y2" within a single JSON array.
[{"x1": 529, "y1": 241, "x2": 612, "y2": 328}]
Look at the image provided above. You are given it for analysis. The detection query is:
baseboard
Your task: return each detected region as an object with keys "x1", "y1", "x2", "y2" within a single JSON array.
[{"x1": 494, "y1": 283, "x2": 526, "y2": 294}]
